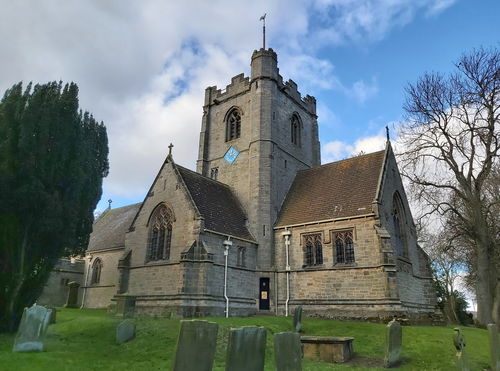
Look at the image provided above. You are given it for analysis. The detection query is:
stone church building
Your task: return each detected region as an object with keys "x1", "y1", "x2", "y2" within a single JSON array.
[{"x1": 81, "y1": 48, "x2": 436, "y2": 319}]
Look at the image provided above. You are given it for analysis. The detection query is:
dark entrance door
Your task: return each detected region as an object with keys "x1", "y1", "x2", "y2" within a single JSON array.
[{"x1": 259, "y1": 277, "x2": 270, "y2": 310}]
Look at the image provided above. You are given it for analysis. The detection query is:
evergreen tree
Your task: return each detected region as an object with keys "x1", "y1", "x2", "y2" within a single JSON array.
[{"x1": 0, "y1": 81, "x2": 109, "y2": 332}]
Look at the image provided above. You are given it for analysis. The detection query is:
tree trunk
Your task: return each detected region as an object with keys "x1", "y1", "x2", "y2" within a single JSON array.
[{"x1": 475, "y1": 234, "x2": 495, "y2": 325}]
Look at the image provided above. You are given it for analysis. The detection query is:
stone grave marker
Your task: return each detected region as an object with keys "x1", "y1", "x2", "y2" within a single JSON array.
[
  {"x1": 384, "y1": 319, "x2": 402, "y2": 367},
  {"x1": 47, "y1": 306, "x2": 56, "y2": 324},
  {"x1": 487, "y1": 324, "x2": 500, "y2": 371},
  {"x1": 64, "y1": 281, "x2": 80, "y2": 308},
  {"x1": 453, "y1": 328, "x2": 470, "y2": 371},
  {"x1": 293, "y1": 306, "x2": 303, "y2": 333},
  {"x1": 13, "y1": 304, "x2": 52, "y2": 352},
  {"x1": 274, "y1": 332, "x2": 302, "y2": 371},
  {"x1": 172, "y1": 320, "x2": 218, "y2": 371},
  {"x1": 116, "y1": 319, "x2": 136, "y2": 344},
  {"x1": 225, "y1": 326, "x2": 267, "y2": 371}
]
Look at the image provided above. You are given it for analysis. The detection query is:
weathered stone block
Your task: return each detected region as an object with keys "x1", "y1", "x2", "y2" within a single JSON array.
[
  {"x1": 13, "y1": 304, "x2": 52, "y2": 352},
  {"x1": 116, "y1": 319, "x2": 136, "y2": 344},
  {"x1": 300, "y1": 336, "x2": 354, "y2": 363},
  {"x1": 384, "y1": 319, "x2": 402, "y2": 367},
  {"x1": 274, "y1": 332, "x2": 302, "y2": 371},
  {"x1": 293, "y1": 306, "x2": 303, "y2": 333},
  {"x1": 225, "y1": 326, "x2": 267, "y2": 371},
  {"x1": 115, "y1": 294, "x2": 136, "y2": 318},
  {"x1": 172, "y1": 320, "x2": 218, "y2": 371},
  {"x1": 64, "y1": 281, "x2": 80, "y2": 308}
]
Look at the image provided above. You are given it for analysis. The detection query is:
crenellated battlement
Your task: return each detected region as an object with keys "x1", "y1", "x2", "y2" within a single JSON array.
[{"x1": 204, "y1": 73, "x2": 250, "y2": 106}]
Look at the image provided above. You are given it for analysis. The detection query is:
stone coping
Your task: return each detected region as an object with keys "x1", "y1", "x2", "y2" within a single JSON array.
[{"x1": 300, "y1": 336, "x2": 354, "y2": 343}]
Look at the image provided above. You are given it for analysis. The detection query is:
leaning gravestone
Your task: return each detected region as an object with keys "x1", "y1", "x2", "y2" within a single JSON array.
[
  {"x1": 13, "y1": 304, "x2": 52, "y2": 352},
  {"x1": 47, "y1": 306, "x2": 56, "y2": 324},
  {"x1": 293, "y1": 306, "x2": 303, "y2": 333},
  {"x1": 225, "y1": 326, "x2": 267, "y2": 371},
  {"x1": 274, "y1": 332, "x2": 302, "y2": 371},
  {"x1": 453, "y1": 328, "x2": 470, "y2": 371},
  {"x1": 116, "y1": 319, "x2": 136, "y2": 344},
  {"x1": 64, "y1": 281, "x2": 80, "y2": 308},
  {"x1": 172, "y1": 320, "x2": 218, "y2": 371},
  {"x1": 487, "y1": 324, "x2": 500, "y2": 371},
  {"x1": 384, "y1": 319, "x2": 402, "y2": 368}
]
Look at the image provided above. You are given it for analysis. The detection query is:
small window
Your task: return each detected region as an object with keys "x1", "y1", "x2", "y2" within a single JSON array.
[
  {"x1": 226, "y1": 108, "x2": 241, "y2": 141},
  {"x1": 91, "y1": 258, "x2": 102, "y2": 285},
  {"x1": 303, "y1": 234, "x2": 323, "y2": 267},
  {"x1": 291, "y1": 114, "x2": 301, "y2": 146},
  {"x1": 237, "y1": 247, "x2": 246, "y2": 267},
  {"x1": 334, "y1": 230, "x2": 355, "y2": 264},
  {"x1": 210, "y1": 167, "x2": 219, "y2": 180}
]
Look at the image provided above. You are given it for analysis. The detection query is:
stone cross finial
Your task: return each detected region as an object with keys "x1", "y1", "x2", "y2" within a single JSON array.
[
  {"x1": 108, "y1": 199, "x2": 112, "y2": 209},
  {"x1": 168, "y1": 143, "x2": 174, "y2": 156}
]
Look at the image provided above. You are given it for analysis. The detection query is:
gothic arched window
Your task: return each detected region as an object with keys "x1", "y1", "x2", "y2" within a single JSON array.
[
  {"x1": 225, "y1": 108, "x2": 241, "y2": 141},
  {"x1": 392, "y1": 192, "x2": 408, "y2": 257},
  {"x1": 237, "y1": 247, "x2": 246, "y2": 267},
  {"x1": 334, "y1": 230, "x2": 355, "y2": 264},
  {"x1": 91, "y1": 258, "x2": 102, "y2": 285},
  {"x1": 291, "y1": 114, "x2": 301, "y2": 146},
  {"x1": 147, "y1": 205, "x2": 174, "y2": 262},
  {"x1": 303, "y1": 234, "x2": 323, "y2": 267}
]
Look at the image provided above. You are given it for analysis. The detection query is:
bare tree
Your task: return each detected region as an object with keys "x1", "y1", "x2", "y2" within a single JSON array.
[{"x1": 398, "y1": 47, "x2": 500, "y2": 325}]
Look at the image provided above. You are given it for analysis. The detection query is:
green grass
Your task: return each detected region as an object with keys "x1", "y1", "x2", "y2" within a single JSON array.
[{"x1": 0, "y1": 308, "x2": 491, "y2": 370}]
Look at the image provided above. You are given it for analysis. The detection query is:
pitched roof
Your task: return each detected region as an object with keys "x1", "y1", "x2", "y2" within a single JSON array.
[
  {"x1": 87, "y1": 203, "x2": 141, "y2": 252},
  {"x1": 176, "y1": 165, "x2": 254, "y2": 241},
  {"x1": 275, "y1": 149, "x2": 386, "y2": 227}
]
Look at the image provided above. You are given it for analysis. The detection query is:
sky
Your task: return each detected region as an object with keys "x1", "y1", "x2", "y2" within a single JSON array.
[{"x1": 1, "y1": 0, "x2": 499, "y2": 213}]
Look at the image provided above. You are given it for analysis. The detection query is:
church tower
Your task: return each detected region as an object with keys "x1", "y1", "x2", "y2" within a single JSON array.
[{"x1": 197, "y1": 48, "x2": 320, "y2": 269}]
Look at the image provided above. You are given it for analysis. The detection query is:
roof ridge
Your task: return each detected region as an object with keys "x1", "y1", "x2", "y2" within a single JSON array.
[
  {"x1": 176, "y1": 165, "x2": 233, "y2": 189},
  {"x1": 299, "y1": 149, "x2": 386, "y2": 174}
]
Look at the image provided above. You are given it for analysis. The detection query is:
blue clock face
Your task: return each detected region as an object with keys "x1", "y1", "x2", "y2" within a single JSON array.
[{"x1": 224, "y1": 146, "x2": 239, "y2": 164}]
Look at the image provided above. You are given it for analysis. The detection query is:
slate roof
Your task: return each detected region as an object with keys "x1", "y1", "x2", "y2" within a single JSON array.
[
  {"x1": 87, "y1": 203, "x2": 141, "y2": 252},
  {"x1": 275, "y1": 149, "x2": 386, "y2": 227},
  {"x1": 176, "y1": 165, "x2": 254, "y2": 241}
]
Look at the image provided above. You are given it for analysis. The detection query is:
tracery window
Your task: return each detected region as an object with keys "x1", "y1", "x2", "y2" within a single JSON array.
[
  {"x1": 146, "y1": 205, "x2": 173, "y2": 262},
  {"x1": 392, "y1": 192, "x2": 408, "y2": 257},
  {"x1": 91, "y1": 258, "x2": 102, "y2": 285},
  {"x1": 303, "y1": 234, "x2": 323, "y2": 267},
  {"x1": 237, "y1": 247, "x2": 246, "y2": 267},
  {"x1": 226, "y1": 108, "x2": 241, "y2": 141},
  {"x1": 291, "y1": 114, "x2": 301, "y2": 146},
  {"x1": 334, "y1": 230, "x2": 355, "y2": 264}
]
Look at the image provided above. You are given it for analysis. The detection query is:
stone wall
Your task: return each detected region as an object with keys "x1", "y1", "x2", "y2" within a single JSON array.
[
  {"x1": 37, "y1": 258, "x2": 85, "y2": 307},
  {"x1": 83, "y1": 249, "x2": 123, "y2": 308}
]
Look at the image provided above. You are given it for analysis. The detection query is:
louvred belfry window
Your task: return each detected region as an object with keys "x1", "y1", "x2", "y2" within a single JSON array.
[
  {"x1": 303, "y1": 234, "x2": 323, "y2": 267},
  {"x1": 147, "y1": 205, "x2": 173, "y2": 262},
  {"x1": 226, "y1": 109, "x2": 241, "y2": 141},
  {"x1": 334, "y1": 230, "x2": 355, "y2": 264}
]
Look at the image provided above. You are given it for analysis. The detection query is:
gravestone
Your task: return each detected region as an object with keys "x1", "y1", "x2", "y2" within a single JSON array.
[
  {"x1": 293, "y1": 306, "x2": 303, "y2": 333},
  {"x1": 487, "y1": 324, "x2": 500, "y2": 371},
  {"x1": 453, "y1": 328, "x2": 470, "y2": 371},
  {"x1": 225, "y1": 326, "x2": 267, "y2": 371},
  {"x1": 64, "y1": 281, "x2": 80, "y2": 308},
  {"x1": 47, "y1": 307, "x2": 56, "y2": 324},
  {"x1": 274, "y1": 332, "x2": 302, "y2": 371},
  {"x1": 384, "y1": 319, "x2": 402, "y2": 367},
  {"x1": 13, "y1": 304, "x2": 52, "y2": 352},
  {"x1": 172, "y1": 320, "x2": 218, "y2": 371},
  {"x1": 116, "y1": 320, "x2": 136, "y2": 344},
  {"x1": 114, "y1": 294, "x2": 136, "y2": 318}
]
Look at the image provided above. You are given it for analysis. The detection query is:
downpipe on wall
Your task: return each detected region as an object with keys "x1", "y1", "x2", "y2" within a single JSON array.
[
  {"x1": 80, "y1": 254, "x2": 93, "y2": 309},
  {"x1": 223, "y1": 238, "x2": 232, "y2": 318},
  {"x1": 283, "y1": 229, "x2": 291, "y2": 317}
]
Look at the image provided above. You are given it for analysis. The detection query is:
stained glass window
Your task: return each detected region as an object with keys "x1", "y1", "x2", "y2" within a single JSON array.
[{"x1": 147, "y1": 205, "x2": 173, "y2": 262}]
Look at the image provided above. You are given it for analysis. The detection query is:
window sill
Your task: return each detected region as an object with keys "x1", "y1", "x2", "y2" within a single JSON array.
[
  {"x1": 302, "y1": 264, "x2": 325, "y2": 270},
  {"x1": 333, "y1": 262, "x2": 357, "y2": 268}
]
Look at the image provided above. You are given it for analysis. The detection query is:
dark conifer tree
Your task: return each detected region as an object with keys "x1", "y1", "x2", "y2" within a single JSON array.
[{"x1": 0, "y1": 81, "x2": 109, "y2": 332}]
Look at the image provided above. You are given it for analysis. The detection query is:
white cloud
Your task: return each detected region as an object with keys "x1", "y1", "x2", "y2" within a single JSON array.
[{"x1": 322, "y1": 133, "x2": 386, "y2": 163}]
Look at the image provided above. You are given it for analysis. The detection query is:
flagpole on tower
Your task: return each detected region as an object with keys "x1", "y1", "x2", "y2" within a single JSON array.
[{"x1": 260, "y1": 13, "x2": 266, "y2": 49}]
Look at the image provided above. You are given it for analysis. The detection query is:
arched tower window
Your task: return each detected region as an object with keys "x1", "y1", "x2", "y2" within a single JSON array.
[
  {"x1": 225, "y1": 108, "x2": 241, "y2": 141},
  {"x1": 147, "y1": 205, "x2": 174, "y2": 262},
  {"x1": 291, "y1": 114, "x2": 301, "y2": 146},
  {"x1": 392, "y1": 192, "x2": 408, "y2": 257},
  {"x1": 91, "y1": 258, "x2": 102, "y2": 285},
  {"x1": 237, "y1": 247, "x2": 246, "y2": 267}
]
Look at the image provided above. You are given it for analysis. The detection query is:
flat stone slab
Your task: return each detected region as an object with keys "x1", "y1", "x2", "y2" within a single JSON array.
[
  {"x1": 300, "y1": 336, "x2": 354, "y2": 363},
  {"x1": 116, "y1": 320, "x2": 136, "y2": 344}
]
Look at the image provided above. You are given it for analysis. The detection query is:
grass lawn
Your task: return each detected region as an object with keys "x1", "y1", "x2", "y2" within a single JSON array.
[{"x1": 0, "y1": 308, "x2": 491, "y2": 370}]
